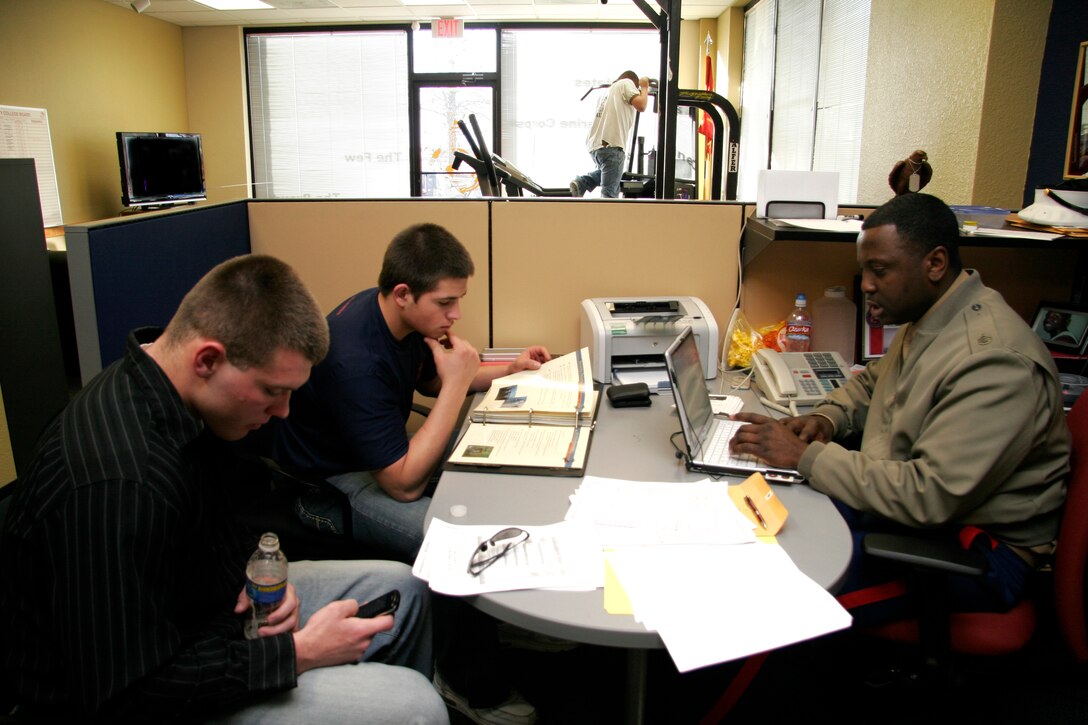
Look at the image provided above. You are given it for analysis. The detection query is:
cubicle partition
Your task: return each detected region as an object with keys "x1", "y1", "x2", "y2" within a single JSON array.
[
  {"x1": 0, "y1": 159, "x2": 71, "y2": 484},
  {"x1": 63, "y1": 198, "x2": 751, "y2": 387},
  {"x1": 66, "y1": 201, "x2": 251, "y2": 383},
  {"x1": 491, "y1": 200, "x2": 745, "y2": 355},
  {"x1": 63, "y1": 195, "x2": 1075, "y2": 392},
  {"x1": 247, "y1": 200, "x2": 491, "y2": 349}
]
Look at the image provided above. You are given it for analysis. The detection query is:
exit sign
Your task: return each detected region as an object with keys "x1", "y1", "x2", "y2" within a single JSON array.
[{"x1": 433, "y1": 18, "x2": 463, "y2": 38}]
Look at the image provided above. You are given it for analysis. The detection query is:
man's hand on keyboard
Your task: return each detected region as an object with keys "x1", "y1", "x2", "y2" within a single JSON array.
[
  {"x1": 730, "y1": 412, "x2": 823, "y2": 471},
  {"x1": 781, "y1": 414, "x2": 834, "y2": 444}
]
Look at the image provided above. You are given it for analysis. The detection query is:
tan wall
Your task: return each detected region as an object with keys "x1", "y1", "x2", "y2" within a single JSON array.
[
  {"x1": 679, "y1": 20, "x2": 700, "y2": 90},
  {"x1": 858, "y1": 0, "x2": 1051, "y2": 208},
  {"x1": 0, "y1": 0, "x2": 189, "y2": 224},
  {"x1": 2, "y1": 2, "x2": 1056, "y2": 222},
  {"x1": 0, "y1": 388, "x2": 15, "y2": 487},
  {"x1": 490, "y1": 200, "x2": 744, "y2": 358},
  {"x1": 973, "y1": 0, "x2": 1052, "y2": 208},
  {"x1": 184, "y1": 26, "x2": 250, "y2": 206},
  {"x1": 247, "y1": 201, "x2": 491, "y2": 351},
  {"x1": 716, "y1": 8, "x2": 744, "y2": 110}
]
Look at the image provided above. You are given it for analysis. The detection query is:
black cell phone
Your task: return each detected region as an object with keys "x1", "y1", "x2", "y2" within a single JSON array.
[{"x1": 355, "y1": 589, "x2": 400, "y2": 619}]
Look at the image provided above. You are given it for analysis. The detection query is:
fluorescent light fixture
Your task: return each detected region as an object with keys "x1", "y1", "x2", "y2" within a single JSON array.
[
  {"x1": 401, "y1": 0, "x2": 466, "y2": 5},
  {"x1": 192, "y1": 0, "x2": 274, "y2": 10}
]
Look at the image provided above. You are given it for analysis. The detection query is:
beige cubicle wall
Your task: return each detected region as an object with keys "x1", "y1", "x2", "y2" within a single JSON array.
[
  {"x1": 490, "y1": 200, "x2": 746, "y2": 359},
  {"x1": 247, "y1": 200, "x2": 492, "y2": 351}
]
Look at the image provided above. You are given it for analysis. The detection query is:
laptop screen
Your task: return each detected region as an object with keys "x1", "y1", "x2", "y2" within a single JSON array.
[{"x1": 665, "y1": 328, "x2": 714, "y2": 455}]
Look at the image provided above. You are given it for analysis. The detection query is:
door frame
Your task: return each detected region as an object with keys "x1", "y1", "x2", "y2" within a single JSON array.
[{"x1": 409, "y1": 74, "x2": 500, "y2": 197}]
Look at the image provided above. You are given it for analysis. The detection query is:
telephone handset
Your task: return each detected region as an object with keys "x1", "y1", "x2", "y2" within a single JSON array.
[{"x1": 753, "y1": 348, "x2": 852, "y2": 406}]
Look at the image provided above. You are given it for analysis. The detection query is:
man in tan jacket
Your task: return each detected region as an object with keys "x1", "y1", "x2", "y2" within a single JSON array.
[{"x1": 732, "y1": 193, "x2": 1069, "y2": 622}]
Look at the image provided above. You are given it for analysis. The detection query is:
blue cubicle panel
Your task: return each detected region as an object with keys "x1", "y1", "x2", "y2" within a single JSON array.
[{"x1": 66, "y1": 202, "x2": 251, "y2": 383}]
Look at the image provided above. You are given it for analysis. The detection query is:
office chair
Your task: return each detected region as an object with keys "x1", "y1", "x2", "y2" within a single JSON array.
[{"x1": 858, "y1": 392, "x2": 1088, "y2": 679}]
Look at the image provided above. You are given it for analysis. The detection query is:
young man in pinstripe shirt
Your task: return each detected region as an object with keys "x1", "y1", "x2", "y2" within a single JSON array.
[{"x1": 0, "y1": 255, "x2": 447, "y2": 724}]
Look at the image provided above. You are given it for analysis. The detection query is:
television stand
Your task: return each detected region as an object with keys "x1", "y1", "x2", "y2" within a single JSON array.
[{"x1": 118, "y1": 202, "x2": 197, "y2": 216}]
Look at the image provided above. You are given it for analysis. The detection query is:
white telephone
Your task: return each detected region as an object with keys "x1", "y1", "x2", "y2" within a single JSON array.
[{"x1": 753, "y1": 349, "x2": 853, "y2": 406}]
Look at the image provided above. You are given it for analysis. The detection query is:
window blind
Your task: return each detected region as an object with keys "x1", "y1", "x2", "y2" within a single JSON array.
[
  {"x1": 738, "y1": 0, "x2": 871, "y2": 204},
  {"x1": 246, "y1": 31, "x2": 410, "y2": 199}
]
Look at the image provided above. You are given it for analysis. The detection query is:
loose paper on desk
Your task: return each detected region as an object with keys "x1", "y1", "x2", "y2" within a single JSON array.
[
  {"x1": 607, "y1": 543, "x2": 852, "y2": 672},
  {"x1": 412, "y1": 519, "x2": 604, "y2": 596},
  {"x1": 970, "y1": 226, "x2": 1063, "y2": 241},
  {"x1": 710, "y1": 394, "x2": 744, "y2": 417},
  {"x1": 566, "y1": 476, "x2": 756, "y2": 546},
  {"x1": 611, "y1": 367, "x2": 670, "y2": 394}
]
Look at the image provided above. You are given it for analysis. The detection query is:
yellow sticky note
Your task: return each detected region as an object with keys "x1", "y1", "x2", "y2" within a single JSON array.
[{"x1": 603, "y1": 558, "x2": 633, "y2": 615}]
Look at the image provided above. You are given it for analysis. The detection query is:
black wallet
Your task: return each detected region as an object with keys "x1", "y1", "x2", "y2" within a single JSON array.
[{"x1": 606, "y1": 383, "x2": 652, "y2": 408}]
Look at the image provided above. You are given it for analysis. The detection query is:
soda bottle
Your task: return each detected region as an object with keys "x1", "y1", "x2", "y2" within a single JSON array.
[
  {"x1": 782, "y1": 293, "x2": 813, "y2": 352},
  {"x1": 244, "y1": 532, "x2": 288, "y2": 640}
]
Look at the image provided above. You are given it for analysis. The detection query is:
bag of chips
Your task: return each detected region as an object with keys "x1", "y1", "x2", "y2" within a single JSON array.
[
  {"x1": 726, "y1": 311, "x2": 765, "y2": 369},
  {"x1": 758, "y1": 321, "x2": 786, "y2": 353}
]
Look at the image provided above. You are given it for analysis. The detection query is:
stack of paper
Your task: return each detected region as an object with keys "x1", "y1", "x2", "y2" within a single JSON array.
[
  {"x1": 607, "y1": 543, "x2": 853, "y2": 672},
  {"x1": 566, "y1": 473, "x2": 852, "y2": 672},
  {"x1": 566, "y1": 476, "x2": 756, "y2": 546},
  {"x1": 481, "y1": 348, "x2": 525, "y2": 363}
]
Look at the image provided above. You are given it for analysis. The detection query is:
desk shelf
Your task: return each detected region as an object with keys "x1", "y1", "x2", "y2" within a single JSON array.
[
  {"x1": 738, "y1": 217, "x2": 1087, "y2": 336},
  {"x1": 742, "y1": 217, "x2": 1085, "y2": 266}
]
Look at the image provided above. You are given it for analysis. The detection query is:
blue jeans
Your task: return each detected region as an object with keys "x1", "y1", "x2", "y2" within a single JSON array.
[
  {"x1": 295, "y1": 470, "x2": 430, "y2": 563},
  {"x1": 574, "y1": 145, "x2": 626, "y2": 198},
  {"x1": 207, "y1": 560, "x2": 447, "y2": 725},
  {"x1": 833, "y1": 500, "x2": 1033, "y2": 627}
]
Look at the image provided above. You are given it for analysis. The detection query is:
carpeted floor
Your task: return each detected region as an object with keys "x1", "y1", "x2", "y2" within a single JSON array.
[{"x1": 448, "y1": 617, "x2": 1088, "y2": 724}]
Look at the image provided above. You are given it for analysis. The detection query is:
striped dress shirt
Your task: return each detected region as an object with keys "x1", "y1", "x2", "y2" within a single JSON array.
[{"x1": 0, "y1": 330, "x2": 296, "y2": 721}]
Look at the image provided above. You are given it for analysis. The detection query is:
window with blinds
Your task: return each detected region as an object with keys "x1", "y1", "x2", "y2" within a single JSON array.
[
  {"x1": 738, "y1": 0, "x2": 871, "y2": 204},
  {"x1": 246, "y1": 31, "x2": 411, "y2": 199}
]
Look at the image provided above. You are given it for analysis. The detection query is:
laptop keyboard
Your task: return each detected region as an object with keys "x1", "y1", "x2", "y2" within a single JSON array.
[{"x1": 703, "y1": 418, "x2": 761, "y2": 468}]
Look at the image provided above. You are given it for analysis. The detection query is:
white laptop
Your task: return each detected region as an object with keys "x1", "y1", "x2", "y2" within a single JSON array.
[{"x1": 665, "y1": 328, "x2": 803, "y2": 484}]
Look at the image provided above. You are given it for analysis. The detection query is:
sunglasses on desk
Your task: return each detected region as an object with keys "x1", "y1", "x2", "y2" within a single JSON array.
[{"x1": 467, "y1": 527, "x2": 530, "y2": 576}]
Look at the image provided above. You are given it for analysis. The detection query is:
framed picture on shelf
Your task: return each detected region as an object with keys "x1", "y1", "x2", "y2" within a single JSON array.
[
  {"x1": 854, "y1": 274, "x2": 900, "y2": 360},
  {"x1": 1031, "y1": 301, "x2": 1088, "y2": 355},
  {"x1": 861, "y1": 306, "x2": 900, "y2": 360},
  {"x1": 1065, "y1": 40, "x2": 1088, "y2": 179}
]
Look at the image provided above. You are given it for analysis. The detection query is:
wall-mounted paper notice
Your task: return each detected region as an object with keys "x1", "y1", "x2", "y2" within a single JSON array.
[{"x1": 0, "y1": 105, "x2": 63, "y2": 227}]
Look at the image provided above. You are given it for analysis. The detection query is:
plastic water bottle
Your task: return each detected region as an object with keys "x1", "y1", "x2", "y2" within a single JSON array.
[
  {"x1": 782, "y1": 293, "x2": 813, "y2": 352},
  {"x1": 244, "y1": 532, "x2": 288, "y2": 640},
  {"x1": 811, "y1": 286, "x2": 857, "y2": 363}
]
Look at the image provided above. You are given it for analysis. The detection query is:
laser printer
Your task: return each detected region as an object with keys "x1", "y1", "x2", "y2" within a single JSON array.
[{"x1": 580, "y1": 297, "x2": 719, "y2": 384}]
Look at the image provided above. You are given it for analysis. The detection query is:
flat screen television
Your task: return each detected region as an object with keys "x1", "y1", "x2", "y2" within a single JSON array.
[{"x1": 116, "y1": 131, "x2": 206, "y2": 208}]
